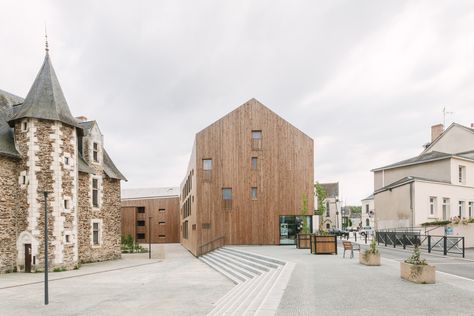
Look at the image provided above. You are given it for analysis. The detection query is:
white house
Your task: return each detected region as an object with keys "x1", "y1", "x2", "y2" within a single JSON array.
[
  {"x1": 361, "y1": 194, "x2": 375, "y2": 228},
  {"x1": 372, "y1": 123, "x2": 474, "y2": 229}
]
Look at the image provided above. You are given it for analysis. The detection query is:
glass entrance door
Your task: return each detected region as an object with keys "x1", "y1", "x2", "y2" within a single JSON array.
[{"x1": 279, "y1": 215, "x2": 312, "y2": 245}]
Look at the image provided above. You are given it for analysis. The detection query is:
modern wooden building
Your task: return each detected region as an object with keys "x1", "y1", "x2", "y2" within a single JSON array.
[
  {"x1": 121, "y1": 187, "x2": 180, "y2": 244},
  {"x1": 180, "y1": 98, "x2": 314, "y2": 256}
]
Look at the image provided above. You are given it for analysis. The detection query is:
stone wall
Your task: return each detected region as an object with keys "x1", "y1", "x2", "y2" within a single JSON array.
[
  {"x1": 0, "y1": 156, "x2": 19, "y2": 273},
  {"x1": 77, "y1": 172, "x2": 121, "y2": 263}
]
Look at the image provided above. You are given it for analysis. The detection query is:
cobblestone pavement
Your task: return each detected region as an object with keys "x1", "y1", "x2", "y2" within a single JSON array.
[
  {"x1": 235, "y1": 245, "x2": 474, "y2": 316},
  {"x1": 0, "y1": 244, "x2": 233, "y2": 316}
]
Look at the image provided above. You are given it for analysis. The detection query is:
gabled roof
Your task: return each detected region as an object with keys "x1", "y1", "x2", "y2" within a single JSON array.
[
  {"x1": 8, "y1": 53, "x2": 80, "y2": 128},
  {"x1": 320, "y1": 182, "x2": 339, "y2": 198},
  {"x1": 374, "y1": 176, "x2": 450, "y2": 194},
  {"x1": 103, "y1": 150, "x2": 127, "y2": 181},
  {"x1": 372, "y1": 151, "x2": 453, "y2": 172},
  {"x1": 422, "y1": 123, "x2": 474, "y2": 154},
  {"x1": 361, "y1": 194, "x2": 374, "y2": 201},
  {"x1": 122, "y1": 187, "x2": 180, "y2": 200}
]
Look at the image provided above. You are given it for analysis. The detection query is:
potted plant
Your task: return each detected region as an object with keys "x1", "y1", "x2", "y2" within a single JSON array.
[
  {"x1": 359, "y1": 237, "x2": 380, "y2": 266},
  {"x1": 296, "y1": 193, "x2": 312, "y2": 249},
  {"x1": 400, "y1": 245, "x2": 435, "y2": 284},
  {"x1": 309, "y1": 183, "x2": 337, "y2": 254}
]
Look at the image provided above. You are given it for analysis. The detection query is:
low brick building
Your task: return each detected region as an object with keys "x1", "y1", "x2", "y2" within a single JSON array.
[{"x1": 0, "y1": 47, "x2": 126, "y2": 273}]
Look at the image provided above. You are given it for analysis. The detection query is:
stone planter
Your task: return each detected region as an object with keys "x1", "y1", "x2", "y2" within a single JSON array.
[
  {"x1": 310, "y1": 235, "x2": 337, "y2": 254},
  {"x1": 400, "y1": 262, "x2": 436, "y2": 284},
  {"x1": 296, "y1": 233, "x2": 311, "y2": 249},
  {"x1": 359, "y1": 252, "x2": 380, "y2": 266}
]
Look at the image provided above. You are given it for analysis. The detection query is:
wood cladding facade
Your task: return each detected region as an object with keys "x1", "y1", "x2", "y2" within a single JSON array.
[
  {"x1": 121, "y1": 196, "x2": 180, "y2": 243},
  {"x1": 180, "y1": 99, "x2": 314, "y2": 256}
]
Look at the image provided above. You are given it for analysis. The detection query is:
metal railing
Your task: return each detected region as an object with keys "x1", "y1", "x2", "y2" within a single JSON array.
[
  {"x1": 376, "y1": 230, "x2": 465, "y2": 258},
  {"x1": 198, "y1": 236, "x2": 225, "y2": 256}
]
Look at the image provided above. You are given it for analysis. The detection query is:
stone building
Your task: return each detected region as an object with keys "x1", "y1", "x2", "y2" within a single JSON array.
[{"x1": 0, "y1": 48, "x2": 126, "y2": 273}]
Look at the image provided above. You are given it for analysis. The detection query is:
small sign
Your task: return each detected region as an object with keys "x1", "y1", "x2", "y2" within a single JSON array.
[{"x1": 445, "y1": 226, "x2": 453, "y2": 235}]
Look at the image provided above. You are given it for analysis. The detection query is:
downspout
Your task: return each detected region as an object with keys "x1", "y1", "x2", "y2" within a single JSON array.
[{"x1": 410, "y1": 182, "x2": 414, "y2": 229}]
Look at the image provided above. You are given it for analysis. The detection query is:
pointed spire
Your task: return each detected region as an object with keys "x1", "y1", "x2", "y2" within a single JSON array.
[
  {"x1": 44, "y1": 24, "x2": 49, "y2": 54},
  {"x1": 8, "y1": 45, "x2": 80, "y2": 128}
]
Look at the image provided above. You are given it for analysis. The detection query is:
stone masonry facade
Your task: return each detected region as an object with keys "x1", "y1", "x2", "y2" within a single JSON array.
[{"x1": 0, "y1": 52, "x2": 125, "y2": 273}]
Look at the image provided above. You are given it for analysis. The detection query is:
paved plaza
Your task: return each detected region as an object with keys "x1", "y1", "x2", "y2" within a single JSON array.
[
  {"x1": 1, "y1": 243, "x2": 474, "y2": 315},
  {"x1": 0, "y1": 244, "x2": 233, "y2": 316}
]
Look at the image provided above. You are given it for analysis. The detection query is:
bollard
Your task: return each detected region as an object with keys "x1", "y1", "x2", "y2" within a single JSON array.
[{"x1": 365, "y1": 234, "x2": 367, "y2": 244}]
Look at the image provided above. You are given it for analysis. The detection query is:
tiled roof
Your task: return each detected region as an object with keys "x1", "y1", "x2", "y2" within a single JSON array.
[{"x1": 0, "y1": 90, "x2": 22, "y2": 157}]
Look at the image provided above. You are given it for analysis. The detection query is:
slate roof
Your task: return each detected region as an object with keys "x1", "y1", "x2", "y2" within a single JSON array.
[
  {"x1": 320, "y1": 182, "x2": 339, "y2": 198},
  {"x1": 122, "y1": 187, "x2": 180, "y2": 200},
  {"x1": 371, "y1": 151, "x2": 474, "y2": 172},
  {"x1": 374, "y1": 176, "x2": 450, "y2": 194},
  {"x1": 103, "y1": 150, "x2": 127, "y2": 181},
  {"x1": 0, "y1": 90, "x2": 22, "y2": 157},
  {"x1": 362, "y1": 194, "x2": 374, "y2": 201},
  {"x1": 8, "y1": 53, "x2": 81, "y2": 128}
]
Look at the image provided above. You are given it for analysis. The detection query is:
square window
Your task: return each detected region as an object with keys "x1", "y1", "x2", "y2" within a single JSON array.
[
  {"x1": 159, "y1": 208, "x2": 165, "y2": 212},
  {"x1": 137, "y1": 207, "x2": 145, "y2": 213},
  {"x1": 136, "y1": 233, "x2": 145, "y2": 240},
  {"x1": 137, "y1": 220, "x2": 145, "y2": 226},
  {"x1": 251, "y1": 130, "x2": 262, "y2": 139}
]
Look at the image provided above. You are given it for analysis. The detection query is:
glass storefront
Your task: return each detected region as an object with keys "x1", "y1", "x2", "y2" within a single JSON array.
[{"x1": 279, "y1": 215, "x2": 312, "y2": 245}]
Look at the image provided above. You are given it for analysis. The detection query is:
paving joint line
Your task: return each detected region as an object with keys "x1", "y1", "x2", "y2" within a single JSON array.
[{"x1": 0, "y1": 260, "x2": 162, "y2": 290}]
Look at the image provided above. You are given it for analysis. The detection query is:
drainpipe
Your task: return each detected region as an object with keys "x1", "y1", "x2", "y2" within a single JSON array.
[{"x1": 410, "y1": 182, "x2": 414, "y2": 229}]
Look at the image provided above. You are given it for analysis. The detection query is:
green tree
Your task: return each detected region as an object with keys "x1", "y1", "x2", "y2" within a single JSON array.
[
  {"x1": 300, "y1": 193, "x2": 310, "y2": 234},
  {"x1": 314, "y1": 182, "x2": 327, "y2": 232}
]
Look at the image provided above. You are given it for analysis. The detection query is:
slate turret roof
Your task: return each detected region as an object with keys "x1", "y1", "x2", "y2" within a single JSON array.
[{"x1": 8, "y1": 53, "x2": 80, "y2": 128}]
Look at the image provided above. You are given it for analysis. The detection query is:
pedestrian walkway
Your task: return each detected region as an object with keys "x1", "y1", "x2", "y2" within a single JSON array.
[
  {"x1": 0, "y1": 244, "x2": 233, "y2": 316},
  {"x1": 235, "y1": 245, "x2": 474, "y2": 315}
]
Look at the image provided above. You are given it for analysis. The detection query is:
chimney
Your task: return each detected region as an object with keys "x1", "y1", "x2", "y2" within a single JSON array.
[
  {"x1": 75, "y1": 116, "x2": 88, "y2": 122},
  {"x1": 431, "y1": 124, "x2": 444, "y2": 142}
]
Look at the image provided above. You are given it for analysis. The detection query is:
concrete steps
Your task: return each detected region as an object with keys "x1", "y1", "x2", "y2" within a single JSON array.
[{"x1": 200, "y1": 247, "x2": 291, "y2": 316}]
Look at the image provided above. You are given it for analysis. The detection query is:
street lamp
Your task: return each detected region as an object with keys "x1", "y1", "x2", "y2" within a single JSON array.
[
  {"x1": 148, "y1": 216, "x2": 152, "y2": 259},
  {"x1": 43, "y1": 191, "x2": 50, "y2": 305}
]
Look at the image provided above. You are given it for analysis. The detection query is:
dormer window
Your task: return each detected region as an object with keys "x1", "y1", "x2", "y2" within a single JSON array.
[{"x1": 93, "y1": 142, "x2": 99, "y2": 163}]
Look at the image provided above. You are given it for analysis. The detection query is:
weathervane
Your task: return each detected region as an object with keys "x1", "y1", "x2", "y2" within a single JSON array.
[{"x1": 442, "y1": 106, "x2": 453, "y2": 127}]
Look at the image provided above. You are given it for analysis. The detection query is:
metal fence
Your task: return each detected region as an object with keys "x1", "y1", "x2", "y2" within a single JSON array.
[{"x1": 376, "y1": 230, "x2": 465, "y2": 258}]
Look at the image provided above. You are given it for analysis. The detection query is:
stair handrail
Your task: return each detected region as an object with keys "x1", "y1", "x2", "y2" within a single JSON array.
[{"x1": 199, "y1": 235, "x2": 225, "y2": 256}]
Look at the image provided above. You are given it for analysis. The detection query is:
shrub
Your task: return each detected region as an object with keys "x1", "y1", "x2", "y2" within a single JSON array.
[
  {"x1": 420, "y1": 220, "x2": 451, "y2": 227},
  {"x1": 405, "y1": 245, "x2": 426, "y2": 265}
]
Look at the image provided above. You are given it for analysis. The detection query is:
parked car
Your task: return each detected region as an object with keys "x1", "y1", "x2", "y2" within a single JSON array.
[
  {"x1": 359, "y1": 226, "x2": 374, "y2": 237},
  {"x1": 328, "y1": 228, "x2": 349, "y2": 238}
]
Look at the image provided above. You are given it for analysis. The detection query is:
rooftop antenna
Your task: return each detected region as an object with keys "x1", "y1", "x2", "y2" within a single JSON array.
[
  {"x1": 44, "y1": 23, "x2": 49, "y2": 54},
  {"x1": 442, "y1": 106, "x2": 453, "y2": 127}
]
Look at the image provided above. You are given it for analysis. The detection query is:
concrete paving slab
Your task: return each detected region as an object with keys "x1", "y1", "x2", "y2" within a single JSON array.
[
  {"x1": 0, "y1": 244, "x2": 233, "y2": 316},
  {"x1": 233, "y1": 245, "x2": 474, "y2": 316}
]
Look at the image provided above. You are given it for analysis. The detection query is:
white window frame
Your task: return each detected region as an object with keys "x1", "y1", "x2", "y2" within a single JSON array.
[
  {"x1": 18, "y1": 171, "x2": 28, "y2": 188},
  {"x1": 442, "y1": 198, "x2": 450, "y2": 220},
  {"x1": 429, "y1": 197, "x2": 437, "y2": 217},
  {"x1": 458, "y1": 165, "x2": 466, "y2": 184},
  {"x1": 458, "y1": 200, "x2": 465, "y2": 218},
  {"x1": 91, "y1": 176, "x2": 102, "y2": 210},
  {"x1": 91, "y1": 219, "x2": 103, "y2": 247},
  {"x1": 469, "y1": 202, "x2": 473, "y2": 218},
  {"x1": 21, "y1": 120, "x2": 28, "y2": 132}
]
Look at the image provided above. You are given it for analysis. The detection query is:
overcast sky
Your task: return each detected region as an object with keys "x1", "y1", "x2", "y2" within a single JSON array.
[{"x1": 2, "y1": 1, "x2": 474, "y2": 204}]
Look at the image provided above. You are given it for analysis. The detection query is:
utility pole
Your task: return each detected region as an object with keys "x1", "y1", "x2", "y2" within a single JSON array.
[{"x1": 43, "y1": 191, "x2": 49, "y2": 305}]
